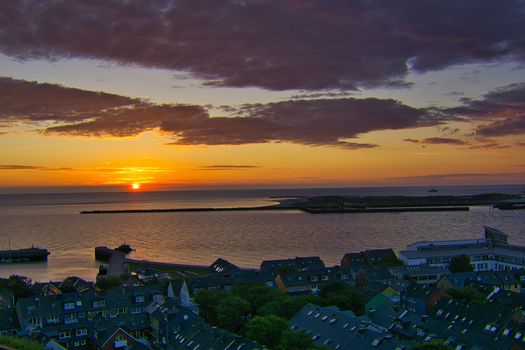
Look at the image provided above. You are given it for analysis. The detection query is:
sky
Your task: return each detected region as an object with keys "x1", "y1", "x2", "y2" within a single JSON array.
[{"x1": 0, "y1": 0, "x2": 524, "y2": 192}]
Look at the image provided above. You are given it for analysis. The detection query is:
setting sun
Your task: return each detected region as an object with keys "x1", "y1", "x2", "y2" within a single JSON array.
[{"x1": 131, "y1": 183, "x2": 140, "y2": 190}]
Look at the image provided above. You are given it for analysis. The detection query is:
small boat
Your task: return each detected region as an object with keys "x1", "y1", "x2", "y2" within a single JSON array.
[{"x1": 428, "y1": 188, "x2": 438, "y2": 193}]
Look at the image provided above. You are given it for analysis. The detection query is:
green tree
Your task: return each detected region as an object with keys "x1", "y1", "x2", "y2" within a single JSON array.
[
  {"x1": 0, "y1": 275, "x2": 31, "y2": 299},
  {"x1": 449, "y1": 255, "x2": 474, "y2": 273},
  {"x1": 318, "y1": 282, "x2": 364, "y2": 314},
  {"x1": 412, "y1": 339, "x2": 452, "y2": 350},
  {"x1": 194, "y1": 289, "x2": 227, "y2": 325},
  {"x1": 216, "y1": 295, "x2": 251, "y2": 332},
  {"x1": 245, "y1": 315, "x2": 289, "y2": 348},
  {"x1": 446, "y1": 286, "x2": 484, "y2": 304},
  {"x1": 258, "y1": 295, "x2": 308, "y2": 320},
  {"x1": 232, "y1": 283, "x2": 283, "y2": 313},
  {"x1": 279, "y1": 330, "x2": 317, "y2": 350}
]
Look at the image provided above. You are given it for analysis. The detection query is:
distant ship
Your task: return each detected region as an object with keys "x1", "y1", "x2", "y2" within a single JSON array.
[
  {"x1": 428, "y1": 188, "x2": 438, "y2": 193},
  {"x1": 0, "y1": 246, "x2": 50, "y2": 263}
]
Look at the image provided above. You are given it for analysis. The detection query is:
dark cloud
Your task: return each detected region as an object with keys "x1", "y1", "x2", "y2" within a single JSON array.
[
  {"x1": 392, "y1": 172, "x2": 525, "y2": 180},
  {"x1": 443, "y1": 83, "x2": 525, "y2": 137},
  {"x1": 475, "y1": 115, "x2": 525, "y2": 137},
  {"x1": 0, "y1": 164, "x2": 74, "y2": 171},
  {"x1": 199, "y1": 165, "x2": 261, "y2": 170},
  {"x1": 403, "y1": 137, "x2": 466, "y2": 145},
  {"x1": 1, "y1": 1, "x2": 525, "y2": 91},
  {"x1": 467, "y1": 142, "x2": 510, "y2": 150},
  {"x1": 0, "y1": 77, "x2": 446, "y2": 148},
  {"x1": 0, "y1": 77, "x2": 134, "y2": 123}
]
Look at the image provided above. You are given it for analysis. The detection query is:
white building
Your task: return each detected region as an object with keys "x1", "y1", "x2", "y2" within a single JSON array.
[{"x1": 399, "y1": 226, "x2": 525, "y2": 272}]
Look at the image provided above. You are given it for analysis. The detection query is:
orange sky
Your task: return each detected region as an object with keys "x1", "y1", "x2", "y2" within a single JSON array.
[{"x1": 0, "y1": 1, "x2": 524, "y2": 192}]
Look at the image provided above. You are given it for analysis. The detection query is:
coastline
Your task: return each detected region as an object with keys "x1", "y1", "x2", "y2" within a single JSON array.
[{"x1": 79, "y1": 193, "x2": 518, "y2": 214}]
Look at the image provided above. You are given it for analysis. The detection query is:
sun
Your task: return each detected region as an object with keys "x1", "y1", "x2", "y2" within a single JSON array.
[{"x1": 131, "y1": 183, "x2": 140, "y2": 190}]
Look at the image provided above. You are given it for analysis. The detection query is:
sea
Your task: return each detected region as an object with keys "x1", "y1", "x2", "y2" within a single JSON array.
[{"x1": 0, "y1": 184, "x2": 524, "y2": 282}]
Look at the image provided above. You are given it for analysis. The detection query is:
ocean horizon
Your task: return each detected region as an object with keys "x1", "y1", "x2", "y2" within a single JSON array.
[{"x1": 0, "y1": 183, "x2": 524, "y2": 282}]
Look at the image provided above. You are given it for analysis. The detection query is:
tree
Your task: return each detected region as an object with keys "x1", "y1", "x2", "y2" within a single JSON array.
[
  {"x1": 232, "y1": 283, "x2": 283, "y2": 313},
  {"x1": 279, "y1": 330, "x2": 317, "y2": 350},
  {"x1": 245, "y1": 315, "x2": 289, "y2": 348},
  {"x1": 449, "y1": 255, "x2": 474, "y2": 273},
  {"x1": 318, "y1": 282, "x2": 364, "y2": 314},
  {"x1": 194, "y1": 289, "x2": 227, "y2": 325},
  {"x1": 216, "y1": 295, "x2": 251, "y2": 332},
  {"x1": 257, "y1": 295, "x2": 308, "y2": 320},
  {"x1": 0, "y1": 275, "x2": 31, "y2": 299},
  {"x1": 446, "y1": 286, "x2": 484, "y2": 304}
]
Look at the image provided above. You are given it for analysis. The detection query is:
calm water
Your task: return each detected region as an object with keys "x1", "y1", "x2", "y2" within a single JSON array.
[{"x1": 0, "y1": 185, "x2": 524, "y2": 282}]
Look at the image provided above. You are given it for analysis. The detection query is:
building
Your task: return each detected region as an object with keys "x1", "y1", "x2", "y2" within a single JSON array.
[
  {"x1": 15, "y1": 285, "x2": 163, "y2": 335},
  {"x1": 429, "y1": 297, "x2": 523, "y2": 350},
  {"x1": 208, "y1": 258, "x2": 242, "y2": 274},
  {"x1": 185, "y1": 270, "x2": 276, "y2": 295},
  {"x1": 148, "y1": 299, "x2": 263, "y2": 350},
  {"x1": 289, "y1": 303, "x2": 412, "y2": 349},
  {"x1": 399, "y1": 226, "x2": 525, "y2": 272},
  {"x1": 275, "y1": 267, "x2": 353, "y2": 294},
  {"x1": 400, "y1": 285, "x2": 447, "y2": 315},
  {"x1": 260, "y1": 256, "x2": 325, "y2": 273},
  {"x1": 389, "y1": 265, "x2": 450, "y2": 285},
  {"x1": 341, "y1": 249, "x2": 398, "y2": 268}
]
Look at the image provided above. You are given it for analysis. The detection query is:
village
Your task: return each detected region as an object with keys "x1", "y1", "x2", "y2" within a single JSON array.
[{"x1": 1, "y1": 226, "x2": 525, "y2": 350}]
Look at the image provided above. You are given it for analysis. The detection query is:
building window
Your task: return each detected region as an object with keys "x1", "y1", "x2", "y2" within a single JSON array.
[
  {"x1": 322, "y1": 275, "x2": 329, "y2": 281},
  {"x1": 64, "y1": 302, "x2": 75, "y2": 310},
  {"x1": 76, "y1": 329, "x2": 87, "y2": 336},
  {"x1": 59, "y1": 331, "x2": 71, "y2": 339},
  {"x1": 47, "y1": 315, "x2": 59, "y2": 324}
]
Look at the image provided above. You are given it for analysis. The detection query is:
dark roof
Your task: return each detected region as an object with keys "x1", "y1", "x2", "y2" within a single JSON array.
[
  {"x1": 209, "y1": 258, "x2": 241, "y2": 274},
  {"x1": 58, "y1": 277, "x2": 94, "y2": 293},
  {"x1": 363, "y1": 249, "x2": 397, "y2": 263},
  {"x1": 277, "y1": 267, "x2": 352, "y2": 289},
  {"x1": 429, "y1": 297, "x2": 517, "y2": 349},
  {"x1": 341, "y1": 252, "x2": 369, "y2": 268},
  {"x1": 260, "y1": 256, "x2": 325, "y2": 272},
  {"x1": 402, "y1": 285, "x2": 442, "y2": 301},
  {"x1": 16, "y1": 285, "x2": 163, "y2": 321},
  {"x1": 152, "y1": 300, "x2": 263, "y2": 349},
  {"x1": 389, "y1": 265, "x2": 449, "y2": 278},
  {"x1": 186, "y1": 270, "x2": 275, "y2": 293},
  {"x1": 359, "y1": 267, "x2": 393, "y2": 282},
  {"x1": 488, "y1": 289, "x2": 525, "y2": 308},
  {"x1": 289, "y1": 303, "x2": 412, "y2": 349},
  {"x1": 368, "y1": 303, "x2": 402, "y2": 329}
]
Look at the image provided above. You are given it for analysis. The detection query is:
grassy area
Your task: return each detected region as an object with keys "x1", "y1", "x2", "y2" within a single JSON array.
[
  {"x1": 0, "y1": 336, "x2": 43, "y2": 350},
  {"x1": 128, "y1": 260, "x2": 210, "y2": 280}
]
